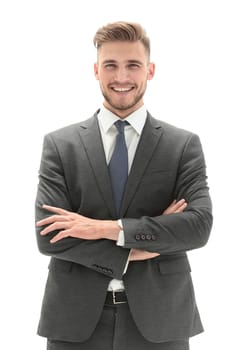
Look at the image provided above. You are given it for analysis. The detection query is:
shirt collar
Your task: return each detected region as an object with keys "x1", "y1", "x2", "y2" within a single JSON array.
[{"x1": 97, "y1": 105, "x2": 147, "y2": 135}]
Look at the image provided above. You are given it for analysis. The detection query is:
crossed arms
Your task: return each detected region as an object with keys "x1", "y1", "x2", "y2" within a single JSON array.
[
  {"x1": 35, "y1": 131, "x2": 212, "y2": 278},
  {"x1": 37, "y1": 199, "x2": 187, "y2": 262}
]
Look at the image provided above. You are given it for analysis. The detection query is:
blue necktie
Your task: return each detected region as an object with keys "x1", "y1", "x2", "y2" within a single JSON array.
[{"x1": 109, "y1": 120, "x2": 128, "y2": 215}]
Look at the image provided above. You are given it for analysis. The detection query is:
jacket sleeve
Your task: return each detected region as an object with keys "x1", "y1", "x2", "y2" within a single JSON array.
[
  {"x1": 122, "y1": 133, "x2": 213, "y2": 254},
  {"x1": 35, "y1": 133, "x2": 130, "y2": 280}
]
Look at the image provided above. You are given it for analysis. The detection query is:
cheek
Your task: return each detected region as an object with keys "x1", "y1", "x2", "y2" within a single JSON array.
[
  {"x1": 134, "y1": 71, "x2": 149, "y2": 83},
  {"x1": 96, "y1": 70, "x2": 112, "y2": 83}
]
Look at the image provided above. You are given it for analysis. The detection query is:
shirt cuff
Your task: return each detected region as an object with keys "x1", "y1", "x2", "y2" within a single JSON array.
[
  {"x1": 116, "y1": 219, "x2": 130, "y2": 274},
  {"x1": 116, "y1": 219, "x2": 125, "y2": 246}
]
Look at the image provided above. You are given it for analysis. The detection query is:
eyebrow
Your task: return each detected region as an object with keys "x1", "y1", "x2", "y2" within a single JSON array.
[
  {"x1": 127, "y1": 60, "x2": 143, "y2": 65},
  {"x1": 102, "y1": 60, "x2": 117, "y2": 64},
  {"x1": 102, "y1": 59, "x2": 143, "y2": 65}
]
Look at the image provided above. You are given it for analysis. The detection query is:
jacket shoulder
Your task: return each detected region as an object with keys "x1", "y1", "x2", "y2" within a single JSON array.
[
  {"x1": 45, "y1": 114, "x2": 97, "y2": 141},
  {"x1": 147, "y1": 113, "x2": 197, "y2": 140}
]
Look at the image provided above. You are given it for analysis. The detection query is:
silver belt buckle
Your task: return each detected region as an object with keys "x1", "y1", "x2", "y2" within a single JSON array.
[{"x1": 112, "y1": 290, "x2": 126, "y2": 304}]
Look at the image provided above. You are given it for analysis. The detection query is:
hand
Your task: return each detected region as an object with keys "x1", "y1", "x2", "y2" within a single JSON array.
[
  {"x1": 36, "y1": 205, "x2": 120, "y2": 243},
  {"x1": 163, "y1": 198, "x2": 187, "y2": 214},
  {"x1": 129, "y1": 199, "x2": 187, "y2": 261},
  {"x1": 129, "y1": 249, "x2": 160, "y2": 261},
  {"x1": 37, "y1": 199, "x2": 187, "y2": 245}
]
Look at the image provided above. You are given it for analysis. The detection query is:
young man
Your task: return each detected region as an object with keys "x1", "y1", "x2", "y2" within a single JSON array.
[{"x1": 35, "y1": 21, "x2": 213, "y2": 350}]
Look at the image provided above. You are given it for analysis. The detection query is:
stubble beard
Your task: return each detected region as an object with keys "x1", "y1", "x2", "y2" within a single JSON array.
[{"x1": 101, "y1": 84, "x2": 147, "y2": 112}]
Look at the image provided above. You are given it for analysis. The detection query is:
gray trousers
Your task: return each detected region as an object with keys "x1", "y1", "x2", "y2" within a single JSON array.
[{"x1": 47, "y1": 303, "x2": 189, "y2": 350}]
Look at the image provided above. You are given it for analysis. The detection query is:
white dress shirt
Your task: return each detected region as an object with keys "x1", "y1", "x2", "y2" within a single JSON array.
[{"x1": 97, "y1": 105, "x2": 147, "y2": 291}]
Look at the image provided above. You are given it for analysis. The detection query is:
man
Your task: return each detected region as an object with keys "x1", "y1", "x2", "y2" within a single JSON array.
[{"x1": 35, "y1": 21, "x2": 213, "y2": 350}]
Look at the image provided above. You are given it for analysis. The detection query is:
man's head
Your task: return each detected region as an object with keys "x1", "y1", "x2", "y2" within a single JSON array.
[{"x1": 93, "y1": 21, "x2": 155, "y2": 118}]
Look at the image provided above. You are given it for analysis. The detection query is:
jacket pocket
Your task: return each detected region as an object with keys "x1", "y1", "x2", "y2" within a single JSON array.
[{"x1": 158, "y1": 256, "x2": 191, "y2": 275}]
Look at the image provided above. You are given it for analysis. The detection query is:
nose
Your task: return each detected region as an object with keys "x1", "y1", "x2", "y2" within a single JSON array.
[{"x1": 114, "y1": 67, "x2": 129, "y2": 82}]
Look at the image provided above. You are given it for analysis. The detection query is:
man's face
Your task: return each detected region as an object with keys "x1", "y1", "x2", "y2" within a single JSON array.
[{"x1": 94, "y1": 41, "x2": 155, "y2": 118}]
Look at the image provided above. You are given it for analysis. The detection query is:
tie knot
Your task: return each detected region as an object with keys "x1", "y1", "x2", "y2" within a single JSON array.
[{"x1": 114, "y1": 120, "x2": 128, "y2": 133}]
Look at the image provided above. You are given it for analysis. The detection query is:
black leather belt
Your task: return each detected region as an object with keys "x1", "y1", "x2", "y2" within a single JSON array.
[{"x1": 105, "y1": 291, "x2": 127, "y2": 305}]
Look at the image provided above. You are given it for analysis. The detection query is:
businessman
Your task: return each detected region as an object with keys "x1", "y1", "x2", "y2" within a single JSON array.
[{"x1": 35, "y1": 21, "x2": 213, "y2": 350}]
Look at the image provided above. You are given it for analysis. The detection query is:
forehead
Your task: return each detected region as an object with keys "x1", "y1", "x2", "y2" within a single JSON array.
[{"x1": 97, "y1": 41, "x2": 149, "y2": 63}]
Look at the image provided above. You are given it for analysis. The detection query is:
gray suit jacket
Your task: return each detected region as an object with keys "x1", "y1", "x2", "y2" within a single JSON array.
[{"x1": 35, "y1": 111, "x2": 212, "y2": 343}]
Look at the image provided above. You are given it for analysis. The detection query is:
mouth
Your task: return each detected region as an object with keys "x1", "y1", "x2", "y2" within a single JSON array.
[{"x1": 111, "y1": 87, "x2": 135, "y2": 93}]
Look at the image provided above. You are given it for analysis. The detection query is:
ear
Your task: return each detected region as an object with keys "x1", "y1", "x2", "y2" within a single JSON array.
[
  {"x1": 147, "y1": 62, "x2": 155, "y2": 80},
  {"x1": 94, "y1": 63, "x2": 99, "y2": 80}
]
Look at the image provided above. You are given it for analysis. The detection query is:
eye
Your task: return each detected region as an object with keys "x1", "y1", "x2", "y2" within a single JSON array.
[
  {"x1": 128, "y1": 63, "x2": 141, "y2": 69},
  {"x1": 104, "y1": 63, "x2": 117, "y2": 70}
]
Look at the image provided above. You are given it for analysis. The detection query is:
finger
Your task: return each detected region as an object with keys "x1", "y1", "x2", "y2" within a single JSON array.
[
  {"x1": 36, "y1": 214, "x2": 67, "y2": 227},
  {"x1": 168, "y1": 199, "x2": 177, "y2": 208},
  {"x1": 170, "y1": 200, "x2": 187, "y2": 213},
  {"x1": 173, "y1": 199, "x2": 186, "y2": 208},
  {"x1": 42, "y1": 204, "x2": 70, "y2": 215},
  {"x1": 163, "y1": 199, "x2": 179, "y2": 214},
  {"x1": 40, "y1": 221, "x2": 69, "y2": 236},
  {"x1": 174, "y1": 202, "x2": 187, "y2": 213},
  {"x1": 170, "y1": 199, "x2": 186, "y2": 210},
  {"x1": 162, "y1": 200, "x2": 176, "y2": 214},
  {"x1": 163, "y1": 199, "x2": 187, "y2": 214},
  {"x1": 50, "y1": 230, "x2": 69, "y2": 243}
]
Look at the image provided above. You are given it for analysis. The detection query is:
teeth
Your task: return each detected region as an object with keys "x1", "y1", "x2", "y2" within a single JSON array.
[{"x1": 113, "y1": 87, "x2": 131, "y2": 92}]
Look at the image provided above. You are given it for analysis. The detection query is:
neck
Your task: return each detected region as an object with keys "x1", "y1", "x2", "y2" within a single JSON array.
[{"x1": 103, "y1": 102, "x2": 144, "y2": 119}]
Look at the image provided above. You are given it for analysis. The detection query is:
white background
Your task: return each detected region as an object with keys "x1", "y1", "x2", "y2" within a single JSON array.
[{"x1": 0, "y1": 0, "x2": 244, "y2": 349}]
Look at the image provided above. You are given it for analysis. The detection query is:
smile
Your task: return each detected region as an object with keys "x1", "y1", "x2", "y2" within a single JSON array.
[{"x1": 111, "y1": 87, "x2": 134, "y2": 92}]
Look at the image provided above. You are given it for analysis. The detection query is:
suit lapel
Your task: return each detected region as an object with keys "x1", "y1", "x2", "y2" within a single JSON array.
[
  {"x1": 78, "y1": 113, "x2": 116, "y2": 218},
  {"x1": 120, "y1": 114, "x2": 164, "y2": 217},
  {"x1": 77, "y1": 112, "x2": 164, "y2": 219}
]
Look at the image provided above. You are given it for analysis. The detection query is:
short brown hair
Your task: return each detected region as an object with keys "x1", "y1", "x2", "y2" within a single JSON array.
[{"x1": 93, "y1": 21, "x2": 150, "y2": 58}]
